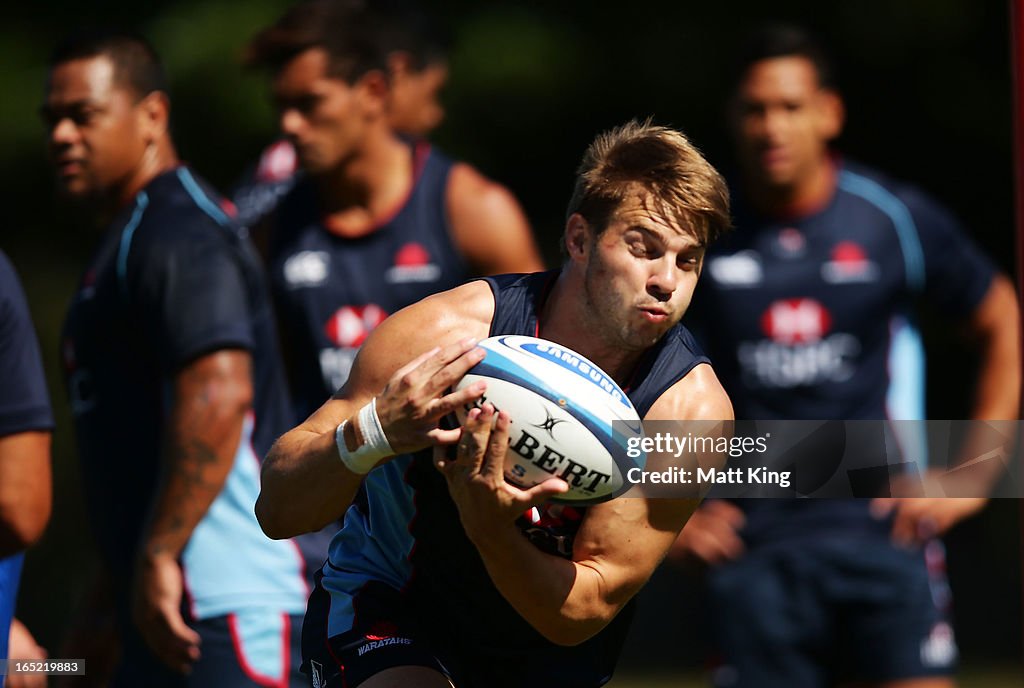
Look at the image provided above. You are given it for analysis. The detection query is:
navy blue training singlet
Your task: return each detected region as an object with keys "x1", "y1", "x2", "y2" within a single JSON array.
[
  {"x1": 268, "y1": 141, "x2": 468, "y2": 421},
  {"x1": 306, "y1": 271, "x2": 710, "y2": 686}
]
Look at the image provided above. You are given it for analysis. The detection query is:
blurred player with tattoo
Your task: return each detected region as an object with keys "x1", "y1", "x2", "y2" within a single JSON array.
[{"x1": 45, "y1": 29, "x2": 307, "y2": 686}]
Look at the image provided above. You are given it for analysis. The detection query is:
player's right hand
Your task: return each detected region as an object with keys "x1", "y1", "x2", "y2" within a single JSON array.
[
  {"x1": 132, "y1": 551, "x2": 201, "y2": 674},
  {"x1": 668, "y1": 500, "x2": 746, "y2": 566},
  {"x1": 372, "y1": 337, "x2": 487, "y2": 453}
]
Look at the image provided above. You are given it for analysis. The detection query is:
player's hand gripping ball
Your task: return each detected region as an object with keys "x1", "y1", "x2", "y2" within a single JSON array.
[{"x1": 454, "y1": 335, "x2": 645, "y2": 503}]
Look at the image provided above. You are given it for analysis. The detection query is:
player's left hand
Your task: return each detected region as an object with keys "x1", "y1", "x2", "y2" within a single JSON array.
[
  {"x1": 870, "y1": 497, "x2": 987, "y2": 547},
  {"x1": 131, "y1": 551, "x2": 201, "y2": 673},
  {"x1": 435, "y1": 404, "x2": 568, "y2": 544}
]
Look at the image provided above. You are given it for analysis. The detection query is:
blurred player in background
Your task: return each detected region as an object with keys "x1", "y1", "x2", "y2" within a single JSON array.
[
  {"x1": 256, "y1": 120, "x2": 733, "y2": 688},
  {"x1": 233, "y1": 0, "x2": 451, "y2": 230},
  {"x1": 244, "y1": 0, "x2": 544, "y2": 586},
  {"x1": 674, "y1": 24, "x2": 1021, "y2": 688},
  {"x1": 245, "y1": 0, "x2": 543, "y2": 423},
  {"x1": 43, "y1": 29, "x2": 307, "y2": 686},
  {"x1": 0, "y1": 252, "x2": 52, "y2": 687}
]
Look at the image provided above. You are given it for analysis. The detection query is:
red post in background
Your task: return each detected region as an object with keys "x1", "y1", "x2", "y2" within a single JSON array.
[{"x1": 1012, "y1": 0, "x2": 1024, "y2": 661}]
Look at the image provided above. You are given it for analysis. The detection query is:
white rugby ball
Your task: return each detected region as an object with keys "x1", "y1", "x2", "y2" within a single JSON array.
[{"x1": 454, "y1": 335, "x2": 645, "y2": 503}]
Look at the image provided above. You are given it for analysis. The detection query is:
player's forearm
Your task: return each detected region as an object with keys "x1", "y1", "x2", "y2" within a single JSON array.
[
  {"x1": 257, "y1": 425, "x2": 364, "y2": 539},
  {"x1": 970, "y1": 325, "x2": 1021, "y2": 422},
  {"x1": 969, "y1": 275, "x2": 1021, "y2": 421},
  {"x1": 470, "y1": 523, "x2": 630, "y2": 646},
  {"x1": 0, "y1": 431, "x2": 52, "y2": 556}
]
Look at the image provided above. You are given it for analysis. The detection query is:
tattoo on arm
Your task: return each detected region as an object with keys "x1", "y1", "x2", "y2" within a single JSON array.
[{"x1": 143, "y1": 351, "x2": 253, "y2": 558}]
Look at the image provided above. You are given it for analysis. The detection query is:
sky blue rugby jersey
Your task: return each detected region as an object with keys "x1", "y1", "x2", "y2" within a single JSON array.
[
  {"x1": 0, "y1": 250, "x2": 54, "y2": 659},
  {"x1": 313, "y1": 271, "x2": 710, "y2": 686},
  {"x1": 691, "y1": 160, "x2": 996, "y2": 539},
  {"x1": 60, "y1": 167, "x2": 306, "y2": 620}
]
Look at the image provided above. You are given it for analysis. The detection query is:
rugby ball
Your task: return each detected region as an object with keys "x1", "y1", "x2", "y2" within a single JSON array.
[{"x1": 454, "y1": 335, "x2": 645, "y2": 503}]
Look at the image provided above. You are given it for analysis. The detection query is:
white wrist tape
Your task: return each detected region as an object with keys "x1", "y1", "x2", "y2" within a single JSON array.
[{"x1": 335, "y1": 398, "x2": 394, "y2": 474}]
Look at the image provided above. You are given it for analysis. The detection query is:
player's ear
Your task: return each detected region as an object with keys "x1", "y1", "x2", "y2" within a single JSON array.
[
  {"x1": 564, "y1": 213, "x2": 591, "y2": 262},
  {"x1": 356, "y1": 69, "x2": 389, "y2": 116},
  {"x1": 817, "y1": 89, "x2": 844, "y2": 142},
  {"x1": 137, "y1": 91, "x2": 170, "y2": 144}
]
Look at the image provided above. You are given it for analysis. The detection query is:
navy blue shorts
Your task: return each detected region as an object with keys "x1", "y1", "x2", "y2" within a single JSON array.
[
  {"x1": 301, "y1": 580, "x2": 452, "y2": 688},
  {"x1": 706, "y1": 536, "x2": 957, "y2": 688},
  {"x1": 114, "y1": 611, "x2": 305, "y2": 687}
]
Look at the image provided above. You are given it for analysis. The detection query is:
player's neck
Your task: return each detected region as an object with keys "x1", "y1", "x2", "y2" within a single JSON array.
[
  {"x1": 748, "y1": 157, "x2": 836, "y2": 219},
  {"x1": 316, "y1": 132, "x2": 414, "y2": 238},
  {"x1": 540, "y1": 268, "x2": 644, "y2": 384},
  {"x1": 99, "y1": 140, "x2": 179, "y2": 226}
]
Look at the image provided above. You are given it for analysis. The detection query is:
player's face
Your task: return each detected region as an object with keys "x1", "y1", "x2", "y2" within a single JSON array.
[
  {"x1": 273, "y1": 48, "x2": 381, "y2": 175},
  {"x1": 577, "y1": 193, "x2": 704, "y2": 350},
  {"x1": 43, "y1": 56, "x2": 149, "y2": 201},
  {"x1": 731, "y1": 56, "x2": 842, "y2": 190},
  {"x1": 389, "y1": 61, "x2": 448, "y2": 137}
]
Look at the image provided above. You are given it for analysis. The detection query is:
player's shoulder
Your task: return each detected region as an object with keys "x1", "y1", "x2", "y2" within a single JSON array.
[
  {"x1": 413, "y1": 278, "x2": 496, "y2": 325},
  {"x1": 647, "y1": 361, "x2": 733, "y2": 423},
  {"x1": 0, "y1": 250, "x2": 18, "y2": 289},
  {"x1": 358, "y1": 280, "x2": 495, "y2": 375},
  {"x1": 836, "y1": 159, "x2": 951, "y2": 219},
  {"x1": 446, "y1": 159, "x2": 510, "y2": 200},
  {"x1": 136, "y1": 167, "x2": 240, "y2": 243},
  {"x1": 0, "y1": 250, "x2": 26, "y2": 315}
]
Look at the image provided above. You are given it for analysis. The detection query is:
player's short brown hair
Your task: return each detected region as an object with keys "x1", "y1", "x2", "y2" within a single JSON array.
[{"x1": 567, "y1": 120, "x2": 731, "y2": 247}]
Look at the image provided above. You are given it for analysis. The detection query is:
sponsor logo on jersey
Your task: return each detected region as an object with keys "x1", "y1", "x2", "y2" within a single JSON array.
[
  {"x1": 773, "y1": 227, "x2": 807, "y2": 258},
  {"x1": 920, "y1": 622, "x2": 957, "y2": 668},
  {"x1": 741, "y1": 299, "x2": 860, "y2": 387},
  {"x1": 256, "y1": 140, "x2": 298, "y2": 182},
  {"x1": 707, "y1": 251, "x2": 763, "y2": 287},
  {"x1": 356, "y1": 636, "x2": 413, "y2": 656},
  {"x1": 386, "y1": 242, "x2": 442, "y2": 283},
  {"x1": 519, "y1": 504, "x2": 584, "y2": 557},
  {"x1": 283, "y1": 250, "x2": 330, "y2": 288},
  {"x1": 760, "y1": 298, "x2": 831, "y2": 344},
  {"x1": 324, "y1": 305, "x2": 388, "y2": 349},
  {"x1": 321, "y1": 305, "x2": 389, "y2": 391},
  {"x1": 822, "y1": 241, "x2": 879, "y2": 284}
]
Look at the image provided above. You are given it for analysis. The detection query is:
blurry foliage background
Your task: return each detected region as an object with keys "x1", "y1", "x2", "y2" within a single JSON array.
[{"x1": 2, "y1": 0, "x2": 1021, "y2": 677}]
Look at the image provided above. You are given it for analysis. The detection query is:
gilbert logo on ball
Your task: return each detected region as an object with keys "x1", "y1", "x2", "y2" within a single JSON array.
[{"x1": 455, "y1": 335, "x2": 646, "y2": 503}]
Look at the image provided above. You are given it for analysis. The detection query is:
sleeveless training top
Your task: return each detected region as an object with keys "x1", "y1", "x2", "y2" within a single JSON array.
[
  {"x1": 314, "y1": 271, "x2": 710, "y2": 686},
  {"x1": 268, "y1": 141, "x2": 467, "y2": 421}
]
